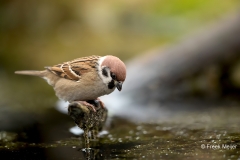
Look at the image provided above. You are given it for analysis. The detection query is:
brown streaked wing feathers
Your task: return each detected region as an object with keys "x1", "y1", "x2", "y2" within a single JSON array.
[{"x1": 46, "y1": 56, "x2": 101, "y2": 81}]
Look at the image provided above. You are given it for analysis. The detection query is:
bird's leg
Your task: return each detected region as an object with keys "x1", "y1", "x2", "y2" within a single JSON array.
[
  {"x1": 75, "y1": 101, "x2": 96, "y2": 112},
  {"x1": 97, "y1": 98, "x2": 105, "y2": 109},
  {"x1": 87, "y1": 98, "x2": 105, "y2": 110}
]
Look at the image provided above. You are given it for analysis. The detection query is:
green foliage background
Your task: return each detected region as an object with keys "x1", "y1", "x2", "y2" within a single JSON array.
[
  {"x1": 1, "y1": 0, "x2": 239, "y2": 70},
  {"x1": 0, "y1": 0, "x2": 239, "y2": 111}
]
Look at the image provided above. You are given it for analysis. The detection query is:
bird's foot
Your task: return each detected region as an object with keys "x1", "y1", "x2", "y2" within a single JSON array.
[
  {"x1": 76, "y1": 101, "x2": 96, "y2": 112},
  {"x1": 97, "y1": 98, "x2": 105, "y2": 109},
  {"x1": 87, "y1": 98, "x2": 105, "y2": 110}
]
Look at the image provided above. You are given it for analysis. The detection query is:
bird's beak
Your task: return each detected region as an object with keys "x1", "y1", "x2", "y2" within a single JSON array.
[{"x1": 116, "y1": 82, "x2": 122, "y2": 91}]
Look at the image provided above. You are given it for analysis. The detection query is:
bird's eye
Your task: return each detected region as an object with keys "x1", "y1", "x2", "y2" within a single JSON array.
[{"x1": 111, "y1": 73, "x2": 116, "y2": 80}]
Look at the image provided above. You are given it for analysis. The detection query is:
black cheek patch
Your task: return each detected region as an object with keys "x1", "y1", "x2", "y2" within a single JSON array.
[
  {"x1": 102, "y1": 67, "x2": 108, "y2": 77},
  {"x1": 108, "y1": 80, "x2": 115, "y2": 89}
]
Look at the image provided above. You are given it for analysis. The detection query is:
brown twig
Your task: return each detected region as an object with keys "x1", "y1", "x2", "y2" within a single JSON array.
[{"x1": 68, "y1": 100, "x2": 108, "y2": 148}]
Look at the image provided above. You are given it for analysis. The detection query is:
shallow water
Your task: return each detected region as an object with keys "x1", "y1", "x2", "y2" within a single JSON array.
[
  {"x1": 1, "y1": 70, "x2": 240, "y2": 160},
  {"x1": 0, "y1": 103, "x2": 240, "y2": 160}
]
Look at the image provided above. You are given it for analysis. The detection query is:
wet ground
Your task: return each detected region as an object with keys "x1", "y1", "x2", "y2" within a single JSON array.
[
  {"x1": 0, "y1": 71, "x2": 239, "y2": 159},
  {"x1": 0, "y1": 100, "x2": 240, "y2": 160}
]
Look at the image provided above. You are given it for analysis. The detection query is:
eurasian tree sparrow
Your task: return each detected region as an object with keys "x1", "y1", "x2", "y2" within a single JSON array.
[{"x1": 15, "y1": 55, "x2": 126, "y2": 111}]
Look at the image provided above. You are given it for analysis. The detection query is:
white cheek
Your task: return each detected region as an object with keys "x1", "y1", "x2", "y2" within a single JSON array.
[
  {"x1": 99, "y1": 69, "x2": 112, "y2": 85},
  {"x1": 98, "y1": 57, "x2": 112, "y2": 85}
]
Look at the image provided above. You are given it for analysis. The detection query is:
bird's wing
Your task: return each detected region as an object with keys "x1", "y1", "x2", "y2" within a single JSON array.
[{"x1": 46, "y1": 55, "x2": 101, "y2": 81}]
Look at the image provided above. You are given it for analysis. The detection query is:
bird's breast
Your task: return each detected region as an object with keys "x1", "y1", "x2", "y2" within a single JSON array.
[{"x1": 53, "y1": 76, "x2": 115, "y2": 102}]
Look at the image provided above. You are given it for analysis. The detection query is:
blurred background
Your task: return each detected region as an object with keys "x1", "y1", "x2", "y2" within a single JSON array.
[
  {"x1": 1, "y1": 0, "x2": 240, "y2": 159},
  {"x1": 1, "y1": 0, "x2": 240, "y2": 111}
]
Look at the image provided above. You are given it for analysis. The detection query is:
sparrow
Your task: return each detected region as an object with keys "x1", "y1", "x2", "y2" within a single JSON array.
[{"x1": 15, "y1": 55, "x2": 126, "y2": 111}]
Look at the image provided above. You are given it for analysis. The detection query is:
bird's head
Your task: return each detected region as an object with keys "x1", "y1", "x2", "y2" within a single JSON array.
[{"x1": 99, "y1": 55, "x2": 126, "y2": 91}]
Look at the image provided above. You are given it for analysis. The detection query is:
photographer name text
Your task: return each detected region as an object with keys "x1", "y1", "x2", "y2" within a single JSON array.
[{"x1": 201, "y1": 144, "x2": 237, "y2": 150}]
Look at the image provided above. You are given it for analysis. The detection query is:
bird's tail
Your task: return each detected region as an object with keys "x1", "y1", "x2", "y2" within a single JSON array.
[{"x1": 15, "y1": 70, "x2": 45, "y2": 77}]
